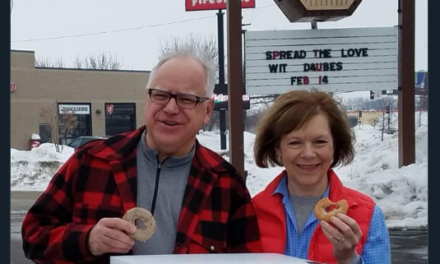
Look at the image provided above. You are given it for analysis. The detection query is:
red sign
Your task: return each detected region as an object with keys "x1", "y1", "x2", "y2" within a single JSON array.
[
  {"x1": 10, "y1": 82, "x2": 17, "y2": 92},
  {"x1": 185, "y1": 0, "x2": 255, "y2": 11},
  {"x1": 107, "y1": 104, "x2": 114, "y2": 115}
]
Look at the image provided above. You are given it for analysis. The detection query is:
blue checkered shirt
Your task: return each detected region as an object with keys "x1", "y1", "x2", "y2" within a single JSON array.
[{"x1": 274, "y1": 175, "x2": 391, "y2": 264}]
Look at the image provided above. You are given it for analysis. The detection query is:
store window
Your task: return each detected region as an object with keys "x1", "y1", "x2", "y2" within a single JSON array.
[
  {"x1": 38, "y1": 123, "x2": 51, "y2": 143},
  {"x1": 105, "y1": 103, "x2": 136, "y2": 135},
  {"x1": 58, "y1": 103, "x2": 92, "y2": 145}
]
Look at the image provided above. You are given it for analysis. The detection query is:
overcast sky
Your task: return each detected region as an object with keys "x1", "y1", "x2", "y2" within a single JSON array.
[{"x1": 11, "y1": 0, "x2": 427, "y2": 71}]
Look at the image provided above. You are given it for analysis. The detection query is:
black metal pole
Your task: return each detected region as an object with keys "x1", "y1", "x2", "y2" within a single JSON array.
[
  {"x1": 242, "y1": 29, "x2": 247, "y2": 133},
  {"x1": 217, "y1": 10, "x2": 227, "y2": 150},
  {"x1": 218, "y1": 10, "x2": 225, "y2": 86}
]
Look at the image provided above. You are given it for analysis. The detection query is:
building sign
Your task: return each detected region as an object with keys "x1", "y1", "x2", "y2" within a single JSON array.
[
  {"x1": 245, "y1": 27, "x2": 398, "y2": 94},
  {"x1": 58, "y1": 104, "x2": 90, "y2": 115},
  {"x1": 212, "y1": 94, "x2": 250, "y2": 110},
  {"x1": 185, "y1": 0, "x2": 255, "y2": 11},
  {"x1": 105, "y1": 103, "x2": 135, "y2": 115},
  {"x1": 10, "y1": 82, "x2": 17, "y2": 92},
  {"x1": 213, "y1": 94, "x2": 249, "y2": 103}
]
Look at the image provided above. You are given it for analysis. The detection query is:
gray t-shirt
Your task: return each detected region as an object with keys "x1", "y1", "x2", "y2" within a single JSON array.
[
  {"x1": 289, "y1": 194, "x2": 321, "y2": 235},
  {"x1": 133, "y1": 131, "x2": 194, "y2": 255}
]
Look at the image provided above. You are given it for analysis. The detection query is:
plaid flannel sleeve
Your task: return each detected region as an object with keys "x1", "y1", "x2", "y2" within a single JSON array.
[
  {"x1": 21, "y1": 154, "x2": 98, "y2": 264},
  {"x1": 225, "y1": 174, "x2": 262, "y2": 253}
]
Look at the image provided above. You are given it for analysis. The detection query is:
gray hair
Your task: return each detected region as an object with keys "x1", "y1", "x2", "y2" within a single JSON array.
[{"x1": 147, "y1": 43, "x2": 218, "y2": 97}]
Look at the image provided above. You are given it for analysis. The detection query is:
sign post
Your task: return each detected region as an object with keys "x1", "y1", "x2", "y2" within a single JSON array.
[{"x1": 185, "y1": 0, "x2": 255, "y2": 155}]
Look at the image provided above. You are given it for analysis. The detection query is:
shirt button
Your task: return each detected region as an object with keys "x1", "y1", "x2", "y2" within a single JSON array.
[{"x1": 210, "y1": 245, "x2": 215, "y2": 251}]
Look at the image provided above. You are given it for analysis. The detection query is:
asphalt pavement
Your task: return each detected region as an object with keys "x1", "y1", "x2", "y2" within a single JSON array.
[{"x1": 11, "y1": 191, "x2": 41, "y2": 264}]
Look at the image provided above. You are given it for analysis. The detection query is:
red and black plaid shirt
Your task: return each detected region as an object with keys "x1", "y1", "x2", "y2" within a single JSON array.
[{"x1": 22, "y1": 126, "x2": 262, "y2": 264}]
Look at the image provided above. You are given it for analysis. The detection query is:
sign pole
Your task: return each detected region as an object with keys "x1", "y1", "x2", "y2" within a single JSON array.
[
  {"x1": 397, "y1": 0, "x2": 415, "y2": 167},
  {"x1": 227, "y1": 0, "x2": 245, "y2": 178}
]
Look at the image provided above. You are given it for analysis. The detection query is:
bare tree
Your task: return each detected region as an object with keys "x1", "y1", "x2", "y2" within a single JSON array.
[
  {"x1": 78, "y1": 52, "x2": 122, "y2": 70},
  {"x1": 40, "y1": 106, "x2": 78, "y2": 153},
  {"x1": 36, "y1": 57, "x2": 65, "y2": 68},
  {"x1": 374, "y1": 95, "x2": 397, "y2": 141},
  {"x1": 341, "y1": 97, "x2": 367, "y2": 111},
  {"x1": 59, "y1": 108, "x2": 79, "y2": 144},
  {"x1": 36, "y1": 52, "x2": 122, "y2": 70},
  {"x1": 158, "y1": 34, "x2": 218, "y2": 65},
  {"x1": 73, "y1": 56, "x2": 84, "y2": 69},
  {"x1": 365, "y1": 115, "x2": 380, "y2": 129}
]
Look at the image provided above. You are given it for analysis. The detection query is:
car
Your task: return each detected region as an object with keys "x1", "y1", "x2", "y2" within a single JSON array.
[{"x1": 67, "y1": 136, "x2": 109, "y2": 149}]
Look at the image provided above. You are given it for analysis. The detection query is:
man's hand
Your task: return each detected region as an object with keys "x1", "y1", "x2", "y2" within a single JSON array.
[{"x1": 88, "y1": 217, "x2": 137, "y2": 256}]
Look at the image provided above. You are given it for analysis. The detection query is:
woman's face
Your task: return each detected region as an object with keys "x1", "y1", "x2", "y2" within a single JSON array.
[{"x1": 277, "y1": 113, "x2": 334, "y2": 196}]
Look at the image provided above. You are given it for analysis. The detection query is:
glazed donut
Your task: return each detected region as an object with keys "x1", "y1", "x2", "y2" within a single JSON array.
[
  {"x1": 313, "y1": 197, "x2": 348, "y2": 222},
  {"x1": 122, "y1": 207, "x2": 156, "y2": 241}
]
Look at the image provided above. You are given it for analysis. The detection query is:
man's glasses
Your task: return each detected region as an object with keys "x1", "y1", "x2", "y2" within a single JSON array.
[{"x1": 147, "y1": 88, "x2": 210, "y2": 109}]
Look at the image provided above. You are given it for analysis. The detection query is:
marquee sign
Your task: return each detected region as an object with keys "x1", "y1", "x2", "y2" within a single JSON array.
[
  {"x1": 185, "y1": 0, "x2": 255, "y2": 11},
  {"x1": 244, "y1": 27, "x2": 398, "y2": 94},
  {"x1": 212, "y1": 94, "x2": 250, "y2": 110}
]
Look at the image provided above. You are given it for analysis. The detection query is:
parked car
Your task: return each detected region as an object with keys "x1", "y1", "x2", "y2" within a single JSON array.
[{"x1": 67, "y1": 136, "x2": 109, "y2": 149}]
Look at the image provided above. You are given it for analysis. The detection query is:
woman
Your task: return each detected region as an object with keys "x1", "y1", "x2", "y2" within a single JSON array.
[{"x1": 252, "y1": 90, "x2": 391, "y2": 264}]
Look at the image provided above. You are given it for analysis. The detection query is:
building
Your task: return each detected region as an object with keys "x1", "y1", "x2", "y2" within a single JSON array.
[{"x1": 11, "y1": 50, "x2": 150, "y2": 150}]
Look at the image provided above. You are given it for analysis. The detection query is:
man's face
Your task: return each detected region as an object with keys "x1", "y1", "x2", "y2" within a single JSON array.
[{"x1": 144, "y1": 57, "x2": 214, "y2": 158}]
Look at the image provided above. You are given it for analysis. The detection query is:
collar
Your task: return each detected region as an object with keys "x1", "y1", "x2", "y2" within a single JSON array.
[
  {"x1": 138, "y1": 129, "x2": 195, "y2": 168},
  {"x1": 273, "y1": 172, "x2": 330, "y2": 199}
]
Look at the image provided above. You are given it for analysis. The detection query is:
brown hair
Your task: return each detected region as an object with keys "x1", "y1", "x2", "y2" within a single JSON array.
[{"x1": 253, "y1": 89, "x2": 354, "y2": 168}]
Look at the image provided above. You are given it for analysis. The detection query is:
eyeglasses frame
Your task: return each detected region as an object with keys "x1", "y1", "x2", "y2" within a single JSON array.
[{"x1": 147, "y1": 88, "x2": 211, "y2": 109}]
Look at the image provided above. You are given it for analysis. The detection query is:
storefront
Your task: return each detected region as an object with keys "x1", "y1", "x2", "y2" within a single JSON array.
[{"x1": 11, "y1": 50, "x2": 149, "y2": 150}]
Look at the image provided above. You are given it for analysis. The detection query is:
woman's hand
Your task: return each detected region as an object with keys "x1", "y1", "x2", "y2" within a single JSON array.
[{"x1": 320, "y1": 213, "x2": 363, "y2": 264}]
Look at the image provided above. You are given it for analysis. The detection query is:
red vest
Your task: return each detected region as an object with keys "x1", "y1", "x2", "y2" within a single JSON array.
[{"x1": 252, "y1": 169, "x2": 375, "y2": 264}]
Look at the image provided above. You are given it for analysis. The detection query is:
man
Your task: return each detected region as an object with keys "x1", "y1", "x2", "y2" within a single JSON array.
[{"x1": 22, "y1": 44, "x2": 261, "y2": 264}]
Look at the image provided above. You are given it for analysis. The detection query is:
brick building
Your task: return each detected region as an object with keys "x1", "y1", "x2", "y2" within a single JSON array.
[{"x1": 11, "y1": 50, "x2": 150, "y2": 150}]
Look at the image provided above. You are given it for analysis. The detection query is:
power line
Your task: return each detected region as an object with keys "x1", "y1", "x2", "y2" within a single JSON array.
[
  {"x1": 12, "y1": 4, "x2": 276, "y2": 43},
  {"x1": 12, "y1": 15, "x2": 214, "y2": 43}
]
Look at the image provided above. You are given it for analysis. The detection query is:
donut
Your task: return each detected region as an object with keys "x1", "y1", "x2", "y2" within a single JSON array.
[
  {"x1": 122, "y1": 207, "x2": 156, "y2": 241},
  {"x1": 313, "y1": 197, "x2": 348, "y2": 222}
]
